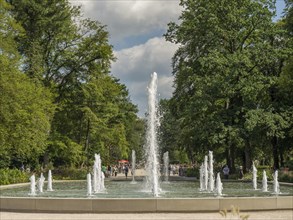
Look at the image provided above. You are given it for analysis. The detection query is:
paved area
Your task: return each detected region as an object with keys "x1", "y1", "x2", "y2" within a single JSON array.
[{"x1": 1, "y1": 210, "x2": 292, "y2": 220}]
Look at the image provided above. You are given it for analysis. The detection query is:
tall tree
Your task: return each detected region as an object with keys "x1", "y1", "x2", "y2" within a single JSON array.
[
  {"x1": 9, "y1": 0, "x2": 144, "y2": 167},
  {"x1": 165, "y1": 0, "x2": 291, "y2": 171},
  {"x1": 0, "y1": 0, "x2": 55, "y2": 168}
]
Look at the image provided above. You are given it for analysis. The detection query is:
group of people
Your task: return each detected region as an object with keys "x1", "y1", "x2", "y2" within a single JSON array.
[{"x1": 104, "y1": 164, "x2": 130, "y2": 178}]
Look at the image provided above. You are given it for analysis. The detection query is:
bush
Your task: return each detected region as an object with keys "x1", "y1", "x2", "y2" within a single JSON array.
[
  {"x1": 279, "y1": 172, "x2": 293, "y2": 183},
  {"x1": 0, "y1": 169, "x2": 29, "y2": 185},
  {"x1": 52, "y1": 167, "x2": 88, "y2": 180},
  {"x1": 186, "y1": 167, "x2": 199, "y2": 177}
]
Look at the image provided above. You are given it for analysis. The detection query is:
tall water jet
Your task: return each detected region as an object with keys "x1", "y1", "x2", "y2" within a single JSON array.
[
  {"x1": 47, "y1": 170, "x2": 53, "y2": 191},
  {"x1": 145, "y1": 72, "x2": 160, "y2": 197},
  {"x1": 93, "y1": 161, "x2": 97, "y2": 192},
  {"x1": 37, "y1": 173, "x2": 45, "y2": 193},
  {"x1": 252, "y1": 162, "x2": 258, "y2": 190},
  {"x1": 29, "y1": 174, "x2": 36, "y2": 196},
  {"x1": 208, "y1": 151, "x2": 214, "y2": 192},
  {"x1": 273, "y1": 170, "x2": 280, "y2": 195},
  {"x1": 131, "y1": 150, "x2": 136, "y2": 183},
  {"x1": 93, "y1": 153, "x2": 105, "y2": 193},
  {"x1": 163, "y1": 151, "x2": 169, "y2": 182},
  {"x1": 215, "y1": 172, "x2": 223, "y2": 196},
  {"x1": 199, "y1": 163, "x2": 204, "y2": 191},
  {"x1": 204, "y1": 155, "x2": 208, "y2": 190},
  {"x1": 262, "y1": 170, "x2": 268, "y2": 192},
  {"x1": 87, "y1": 173, "x2": 92, "y2": 196}
]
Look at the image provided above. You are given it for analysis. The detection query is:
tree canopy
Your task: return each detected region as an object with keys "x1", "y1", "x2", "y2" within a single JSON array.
[
  {"x1": 0, "y1": 0, "x2": 145, "y2": 169},
  {"x1": 163, "y1": 0, "x2": 292, "y2": 171}
]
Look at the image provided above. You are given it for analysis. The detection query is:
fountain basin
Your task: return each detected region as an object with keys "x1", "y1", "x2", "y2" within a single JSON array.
[
  {"x1": 1, "y1": 196, "x2": 292, "y2": 213},
  {"x1": 1, "y1": 179, "x2": 292, "y2": 213}
]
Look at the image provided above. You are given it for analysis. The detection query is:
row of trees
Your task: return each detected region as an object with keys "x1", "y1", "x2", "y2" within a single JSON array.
[
  {"x1": 0, "y1": 0, "x2": 145, "y2": 170},
  {"x1": 160, "y1": 0, "x2": 293, "y2": 172}
]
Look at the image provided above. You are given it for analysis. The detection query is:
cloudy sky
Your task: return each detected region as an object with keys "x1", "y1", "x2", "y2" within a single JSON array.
[{"x1": 70, "y1": 0, "x2": 286, "y2": 117}]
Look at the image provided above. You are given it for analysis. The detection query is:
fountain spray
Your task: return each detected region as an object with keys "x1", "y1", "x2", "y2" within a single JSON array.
[
  {"x1": 252, "y1": 162, "x2": 257, "y2": 190},
  {"x1": 199, "y1": 163, "x2": 204, "y2": 191},
  {"x1": 216, "y1": 172, "x2": 223, "y2": 196},
  {"x1": 145, "y1": 72, "x2": 160, "y2": 197},
  {"x1": 204, "y1": 155, "x2": 208, "y2": 190},
  {"x1": 208, "y1": 151, "x2": 214, "y2": 192},
  {"x1": 163, "y1": 151, "x2": 169, "y2": 182},
  {"x1": 47, "y1": 170, "x2": 53, "y2": 191},
  {"x1": 29, "y1": 174, "x2": 36, "y2": 196},
  {"x1": 87, "y1": 173, "x2": 92, "y2": 196},
  {"x1": 131, "y1": 150, "x2": 136, "y2": 183},
  {"x1": 273, "y1": 170, "x2": 280, "y2": 195},
  {"x1": 37, "y1": 173, "x2": 45, "y2": 193},
  {"x1": 262, "y1": 170, "x2": 268, "y2": 192}
]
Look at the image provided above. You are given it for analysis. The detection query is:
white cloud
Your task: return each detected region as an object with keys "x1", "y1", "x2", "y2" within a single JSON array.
[
  {"x1": 111, "y1": 37, "x2": 178, "y2": 116},
  {"x1": 71, "y1": 0, "x2": 181, "y2": 46}
]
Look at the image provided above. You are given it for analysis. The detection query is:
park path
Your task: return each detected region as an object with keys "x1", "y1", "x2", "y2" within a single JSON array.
[{"x1": 1, "y1": 210, "x2": 292, "y2": 220}]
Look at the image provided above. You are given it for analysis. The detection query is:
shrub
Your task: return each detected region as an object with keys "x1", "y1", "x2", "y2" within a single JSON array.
[
  {"x1": 52, "y1": 167, "x2": 88, "y2": 180},
  {"x1": 0, "y1": 169, "x2": 29, "y2": 185},
  {"x1": 279, "y1": 172, "x2": 293, "y2": 183},
  {"x1": 186, "y1": 167, "x2": 199, "y2": 177}
]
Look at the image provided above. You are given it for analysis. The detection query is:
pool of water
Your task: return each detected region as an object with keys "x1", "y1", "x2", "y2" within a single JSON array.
[{"x1": 1, "y1": 180, "x2": 292, "y2": 198}]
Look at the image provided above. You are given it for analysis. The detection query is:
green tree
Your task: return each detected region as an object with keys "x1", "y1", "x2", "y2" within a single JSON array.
[
  {"x1": 9, "y1": 0, "x2": 144, "y2": 168},
  {"x1": 165, "y1": 0, "x2": 291, "y2": 171},
  {"x1": 0, "y1": 0, "x2": 55, "y2": 168}
]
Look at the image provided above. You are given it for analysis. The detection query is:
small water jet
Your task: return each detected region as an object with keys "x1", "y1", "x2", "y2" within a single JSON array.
[
  {"x1": 199, "y1": 163, "x2": 204, "y2": 191},
  {"x1": 273, "y1": 170, "x2": 280, "y2": 195},
  {"x1": 47, "y1": 170, "x2": 53, "y2": 191},
  {"x1": 252, "y1": 162, "x2": 258, "y2": 190},
  {"x1": 29, "y1": 174, "x2": 36, "y2": 196},
  {"x1": 145, "y1": 72, "x2": 160, "y2": 197},
  {"x1": 37, "y1": 173, "x2": 45, "y2": 193},
  {"x1": 262, "y1": 170, "x2": 268, "y2": 192},
  {"x1": 87, "y1": 173, "x2": 92, "y2": 196},
  {"x1": 204, "y1": 155, "x2": 208, "y2": 191},
  {"x1": 131, "y1": 150, "x2": 136, "y2": 183},
  {"x1": 163, "y1": 151, "x2": 169, "y2": 182},
  {"x1": 215, "y1": 172, "x2": 223, "y2": 196},
  {"x1": 208, "y1": 151, "x2": 214, "y2": 192}
]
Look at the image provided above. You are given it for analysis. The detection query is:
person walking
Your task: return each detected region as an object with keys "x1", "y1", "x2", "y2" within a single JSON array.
[
  {"x1": 223, "y1": 165, "x2": 230, "y2": 179},
  {"x1": 124, "y1": 165, "x2": 129, "y2": 179}
]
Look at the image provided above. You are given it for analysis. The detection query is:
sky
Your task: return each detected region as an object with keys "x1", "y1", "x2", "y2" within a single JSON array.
[{"x1": 70, "y1": 0, "x2": 286, "y2": 117}]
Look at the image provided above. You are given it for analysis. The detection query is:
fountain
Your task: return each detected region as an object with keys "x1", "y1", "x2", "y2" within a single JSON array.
[
  {"x1": 204, "y1": 155, "x2": 208, "y2": 190},
  {"x1": 252, "y1": 162, "x2": 258, "y2": 190},
  {"x1": 29, "y1": 174, "x2": 36, "y2": 196},
  {"x1": 145, "y1": 72, "x2": 160, "y2": 197},
  {"x1": 208, "y1": 151, "x2": 214, "y2": 192},
  {"x1": 131, "y1": 150, "x2": 136, "y2": 183},
  {"x1": 1, "y1": 73, "x2": 292, "y2": 213},
  {"x1": 215, "y1": 172, "x2": 223, "y2": 196},
  {"x1": 87, "y1": 173, "x2": 92, "y2": 196},
  {"x1": 37, "y1": 173, "x2": 45, "y2": 193},
  {"x1": 47, "y1": 170, "x2": 53, "y2": 191},
  {"x1": 93, "y1": 153, "x2": 105, "y2": 193},
  {"x1": 163, "y1": 151, "x2": 169, "y2": 182},
  {"x1": 199, "y1": 163, "x2": 204, "y2": 191},
  {"x1": 273, "y1": 170, "x2": 280, "y2": 195},
  {"x1": 262, "y1": 170, "x2": 268, "y2": 192}
]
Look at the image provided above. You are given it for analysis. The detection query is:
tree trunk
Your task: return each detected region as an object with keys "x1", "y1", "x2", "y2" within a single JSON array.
[
  {"x1": 272, "y1": 136, "x2": 279, "y2": 170},
  {"x1": 244, "y1": 143, "x2": 252, "y2": 173}
]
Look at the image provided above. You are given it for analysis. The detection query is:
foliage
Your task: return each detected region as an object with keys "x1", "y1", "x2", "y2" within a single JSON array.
[
  {"x1": 163, "y1": 0, "x2": 293, "y2": 172},
  {"x1": 186, "y1": 167, "x2": 199, "y2": 177},
  {"x1": 52, "y1": 167, "x2": 88, "y2": 180},
  {"x1": 279, "y1": 172, "x2": 293, "y2": 183},
  {"x1": 0, "y1": 0, "x2": 145, "y2": 170},
  {"x1": 0, "y1": 169, "x2": 29, "y2": 185}
]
